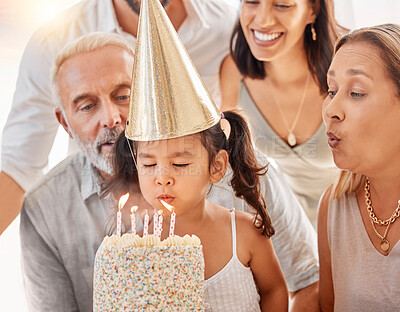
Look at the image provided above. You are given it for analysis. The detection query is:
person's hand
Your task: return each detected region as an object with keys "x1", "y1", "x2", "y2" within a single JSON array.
[{"x1": 0, "y1": 171, "x2": 24, "y2": 235}]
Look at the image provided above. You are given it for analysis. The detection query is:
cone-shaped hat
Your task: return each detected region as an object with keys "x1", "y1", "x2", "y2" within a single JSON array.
[{"x1": 125, "y1": 0, "x2": 221, "y2": 141}]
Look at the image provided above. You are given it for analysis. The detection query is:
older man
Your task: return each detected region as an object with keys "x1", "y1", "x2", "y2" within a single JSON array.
[
  {"x1": 1, "y1": 0, "x2": 240, "y2": 235},
  {"x1": 20, "y1": 33, "x2": 319, "y2": 312}
]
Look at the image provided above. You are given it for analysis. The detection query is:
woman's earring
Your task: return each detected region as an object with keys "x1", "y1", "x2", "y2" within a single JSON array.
[{"x1": 311, "y1": 23, "x2": 317, "y2": 41}]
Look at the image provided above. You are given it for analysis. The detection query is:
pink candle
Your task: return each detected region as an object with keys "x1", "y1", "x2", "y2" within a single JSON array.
[
  {"x1": 143, "y1": 210, "x2": 149, "y2": 236},
  {"x1": 158, "y1": 210, "x2": 163, "y2": 238},
  {"x1": 169, "y1": 209, "x2": 176, "y2": 237},
  {"x1": 117, "y1": 210, "x2": 122, "y2": 236},
  {"x1": 131, "y1": 206, "x2": 138, "y2": 235},
  {"x1": 117, "y1": 193, "x2": 130, "y2": 236},
  {"x1": 153, "y1": 210, "x2": 159, "y2": 236},
  {"x1": 159, "y1": 200, "x2": 175, "y2": 237}
]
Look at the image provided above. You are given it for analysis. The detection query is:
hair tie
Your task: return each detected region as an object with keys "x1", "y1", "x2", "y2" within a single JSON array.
[{"x1": 220, "y1": 113, "x2": 231, "y2": 140}]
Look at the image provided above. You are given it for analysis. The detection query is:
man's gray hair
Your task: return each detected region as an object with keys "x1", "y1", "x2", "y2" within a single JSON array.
[{"x1": 52, "y1": 32, "x2": 134, "y2": 109}]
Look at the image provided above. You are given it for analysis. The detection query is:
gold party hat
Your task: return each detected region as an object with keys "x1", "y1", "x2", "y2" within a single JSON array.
[{"x1": 125, "y1": 0, "x2": 221, "y2": 141}]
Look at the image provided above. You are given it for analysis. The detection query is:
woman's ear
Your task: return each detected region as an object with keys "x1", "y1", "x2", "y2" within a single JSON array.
[
  {"x1": 308, "y1": 0, "x2": 320, "y2": 24},
  {"x1": 210, "y1": 150, "x2": 229, "y2": 183}
]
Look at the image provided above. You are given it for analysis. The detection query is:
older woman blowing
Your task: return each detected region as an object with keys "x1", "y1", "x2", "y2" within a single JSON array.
[{"x1": 318, "y1": 24, "x2": 400, "y2": 311}]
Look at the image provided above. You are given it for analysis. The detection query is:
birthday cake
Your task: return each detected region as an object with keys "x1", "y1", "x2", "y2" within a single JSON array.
[{"x1": 93, "y1": 233, "x2": 205, "y2": 311}]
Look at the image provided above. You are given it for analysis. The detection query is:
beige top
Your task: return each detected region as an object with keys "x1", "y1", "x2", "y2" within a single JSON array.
[
  {"x1": 328, "y1": 193, "x2": 400, "y2": 311},
  {"x1": 239, "y1": 81, "x2": 338, "y2": 227}
]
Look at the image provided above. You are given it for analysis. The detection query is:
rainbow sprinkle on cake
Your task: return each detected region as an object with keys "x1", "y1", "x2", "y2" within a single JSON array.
[{"x1": 93, "y1": 234, "x2": 205, "y2": 311}]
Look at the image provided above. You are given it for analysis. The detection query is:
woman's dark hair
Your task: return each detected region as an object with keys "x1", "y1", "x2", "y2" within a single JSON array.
[
  {"x1": 103, "y1": 110, "x2": 274, "y2": 237},
  {"x1": 231, "y1": 0, "x2": 345, "y2": 94}
]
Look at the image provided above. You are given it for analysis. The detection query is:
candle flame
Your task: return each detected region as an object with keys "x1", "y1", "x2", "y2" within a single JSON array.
[
  {"x1": 158, "y1": 210, "x2": 163, "y2": 215},
  {"x1": 131, "y1": 205, "x2": 138, "y2": 214},
  {"x1": 118, "y1": 193, "x2": 129, "y2": 210},
  {"x1": 160, "y1": 200, "x2": 174, "y2": 212}
]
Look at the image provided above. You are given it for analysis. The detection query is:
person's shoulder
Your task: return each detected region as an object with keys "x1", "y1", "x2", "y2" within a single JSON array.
[
  {"x1": 189, "y1": 0, "x2": 239, "y2": 23},
  {"x1": 253, "y1": 150, "x2": 270, "y2": 168},
  {"x1": 25, "y1": 152, "x2": 87, "y2": 200},
  {"x1": 317, "y1": 184, "x2": 334, "y2": 235},
  {"x1": 220, "y1": 55, "x2": 242, "y2": 111},
  {"x1": 26, "y1": 0, "x2": 97, "y2": 52},
  {"x1": 234, "y1": 209, "x2": 265, "y2": 241},
  {"x1": 318, "y1": 184, "x2": 334, "y2": 216},
  {"x1": 206, "y1": 0, "x2": 240, "y2": 11},
  {"x1": 255, "y1": 154, "x2": 286, "y2": 187}
]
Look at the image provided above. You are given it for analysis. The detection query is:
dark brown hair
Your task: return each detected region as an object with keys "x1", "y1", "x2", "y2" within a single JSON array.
[
  {"x1": 103, "y1": 110, "x2": 274, "y2": 237},
  {"x1": 231, "y1": 0, "x2": 344, "y2": 94},
  {"x1": 200, "y1": 111, "x2": 274, "y2": 237}
]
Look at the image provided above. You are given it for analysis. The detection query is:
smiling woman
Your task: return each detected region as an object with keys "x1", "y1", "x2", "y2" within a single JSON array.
[{"x1": 220, "y1": 0, "x2": 344, "y2": 227}]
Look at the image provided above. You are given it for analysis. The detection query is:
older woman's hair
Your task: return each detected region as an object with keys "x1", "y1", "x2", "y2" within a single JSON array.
[
  {"x1": 333, "y1": 23, "x2": 400, "y2": 199},
  {"x1": 52, "y1": 32, "x2": 134, "y2": 109},
  {"x1": 231, "y1": 0, "x2": 344, "y2": 94}
]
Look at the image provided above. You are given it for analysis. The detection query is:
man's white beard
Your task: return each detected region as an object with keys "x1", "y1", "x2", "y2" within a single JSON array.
[{"x1": 69, "y1": 126, "x2": 124, "y2": 176}]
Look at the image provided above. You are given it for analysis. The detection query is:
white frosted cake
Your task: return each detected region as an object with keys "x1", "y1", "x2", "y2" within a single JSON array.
[{"x1": 93, "y1": 233, "x2": 205, "y2": 311}]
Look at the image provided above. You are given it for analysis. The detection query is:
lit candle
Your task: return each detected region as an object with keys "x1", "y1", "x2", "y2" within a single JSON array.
[
  {"x1": 117, "y1": 210, "x2": 122, "y2": 237},
  {"x1": 131, "y1": 206, "x2": 138, "y2": 235},
  {"x1": 143, "y1": 210, "x2": 149, "y2": 236},
  {"x1": 117, "y1": 193, "x2": 130, "y2": 236},
  {"x1": 160, "y1": 200, "x2": 175, "y2": 237},
  {"x1": 153, "y1": 210, "x2": 159, "y2": 236},
  {"x1": 169, "y1": 209, "x2": 176, "y2": 237},
  {"x1": 158, "y1": 210, "x2": 163, "y2": 238}
]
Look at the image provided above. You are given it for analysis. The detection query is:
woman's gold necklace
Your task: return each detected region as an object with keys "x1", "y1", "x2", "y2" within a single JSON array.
[
  {"x1": 364, "y1": 178, "x2": 400, "y2": 252},
  {"x1": 269, "y1": 73, "x2": 310, "y2": 147}
]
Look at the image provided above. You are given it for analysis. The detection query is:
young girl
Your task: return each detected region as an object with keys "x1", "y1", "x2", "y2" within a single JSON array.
[
  {"x1": 103, "y1": 0, "x2": 288, "y2": 309},
  {"x1": 106, "y1": 110, "x2": 288, "y2": 311}
]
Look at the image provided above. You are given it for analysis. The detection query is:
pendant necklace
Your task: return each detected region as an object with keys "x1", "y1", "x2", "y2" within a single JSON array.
[
  {"x1": 269, "y1": 73, "x2": 310, "y2": 147},
  {"x1": 364, "y1": 177, "x2": 400, "y2": 253}
]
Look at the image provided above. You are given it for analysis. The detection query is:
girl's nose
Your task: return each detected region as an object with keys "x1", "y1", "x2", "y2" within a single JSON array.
[{"x1": 155, "y1": 169, "x2": 174, "y2": 186}]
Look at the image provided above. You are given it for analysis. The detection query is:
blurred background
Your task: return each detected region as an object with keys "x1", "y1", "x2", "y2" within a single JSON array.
[{"x1": 0, "y1": 0, "x2": 399, "y2": 310}]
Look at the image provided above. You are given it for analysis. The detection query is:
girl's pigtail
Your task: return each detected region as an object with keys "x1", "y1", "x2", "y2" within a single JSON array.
[
  {"x1": 223, "y1": 111, "x2": 275, "y2": 237},
  {"x1": 101, "y1": 132, "x2": 139, "y2": 235},
  {"x1": 101, "y1": 132, "x2": 138, "y2": 197}
]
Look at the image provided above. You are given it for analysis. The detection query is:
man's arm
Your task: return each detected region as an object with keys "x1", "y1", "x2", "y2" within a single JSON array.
[
  {"x1": 219, "y1": 55, "x2": 241, "y2": 111},
  {"x1": 260, "y1": 160, "x2": 320, "y2": 311},
  {"x1": 1, "y1": 29, "x2": 62, "y2": 235},
  {"x1": 1, "y1": 29, "x2": 61, "y2": 189},
  {"x1": 0, "y1": 172, "x2": 24, "y2": 235},
  {"x1": 20, "y1": 196, "x2": 78, "y2": 311},
  {"x1": 289, "y1": 281, "x2": 319, "y2": 312}
]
